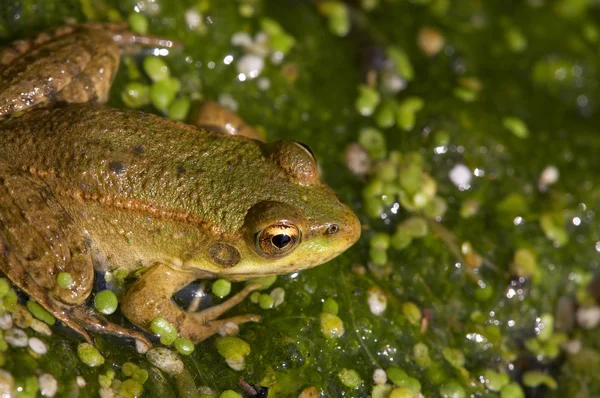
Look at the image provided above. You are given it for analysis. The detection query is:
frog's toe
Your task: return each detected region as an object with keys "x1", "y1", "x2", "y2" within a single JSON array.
[
  {"x1": 180, "y1": 313, "x2": 261, "y2": 343},
  {"x1": 70, "y1": 306, "x2": 153, "y2": 348}
]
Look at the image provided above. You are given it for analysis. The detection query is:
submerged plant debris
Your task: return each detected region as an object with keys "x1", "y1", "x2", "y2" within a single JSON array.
[{"x1": 1, "y1": 0, "x2": 599, "y2": 397}]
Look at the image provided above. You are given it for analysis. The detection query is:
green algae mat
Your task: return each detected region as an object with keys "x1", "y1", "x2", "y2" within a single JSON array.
[{"x1": 1, "y1": 0, "x2": 599, "y2": 397}]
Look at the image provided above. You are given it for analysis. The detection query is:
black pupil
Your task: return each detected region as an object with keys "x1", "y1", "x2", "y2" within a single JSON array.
[
  {"x1": 295, "y1": 141, "x2": 315, "y2": 159},
  {"x1": 272, "y1": 234, "x2": 291, "y2": 248}
]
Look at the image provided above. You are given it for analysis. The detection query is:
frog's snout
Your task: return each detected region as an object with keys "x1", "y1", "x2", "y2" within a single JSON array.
[{"x1": 324, "y1": 204, "x2": 361, "y2": 249}]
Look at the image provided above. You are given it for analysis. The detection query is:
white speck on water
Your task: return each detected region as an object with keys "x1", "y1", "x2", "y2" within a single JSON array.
[
  {"x1": 226, "y1": 357, "x2": 245, "y2": 371},
  {"x1": 576, "y1": 306, "x2": 600, "y2": 329},
  {"x1": 538, "y1": 165, "x2": 559, "y2": 191},
  {"x1": 367, "y1": 287, "x2": 387, "y2": 315},
  {"x1": 257, "y1": 77, "x2": 271, "y2": 91},
  {"x1": 373, "y1": 368, "x2": 387, "y2": 385},
  {"x1": 184, "y1": 9, "x2": 202, "y2": 30},
  {"x1": 218, "y1": 93, "x2": 239, "y2": 112},
  {"x1": 76, "y1": 376, "x2": 86, "y2": 388},
  {"x1": 449, "y1": 164, "x2": 472, "y2": 190},
  {"x1": 231, "y1": 32, "x2": 253, "y2": 47},
  {"x1": 147, "y1": 348, "x2": 184, "y2": 375},
  {"x1": 271, "y1": 287, "x2": 285, "y2": 307},
  {"x1": 218, "y1": 321, "x2": 240, "y2": 336},
  {"x1": 0, "y1": 313, "x2": 13, "y2": 330},
  {"x1": 5, "y1": 328, "x2": 28, "y2": 347},
  {"x1": 136, "y1": 339, "x2": 150, "y2": 354},
  {"x1": 38, "y1": 373, "x2": 57, "y2": 397},
  {"x1": 28, "y1": 337, "x2": 47, "y2": 355},
  {"x1": 236, "y1": 54, "x2": 264, "y2": 79}
]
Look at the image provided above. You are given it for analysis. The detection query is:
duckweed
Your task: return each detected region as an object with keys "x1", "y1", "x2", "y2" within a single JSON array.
[
  {"x1": 389, "y1": 387, "x2": 414, "y2": 398},
  {"x1": 400, "y1": 217, "x2": 428, "y2": 238},
  {"x1": 387, "y1": 46, "x2": 414, "y2": 81},
  {"x1": 94, "y1": 290, "x2": 118, "y2": 315},
  {"x1": 322, "y1": 297, "x2": 339, "y2": 315},
  {"x1": 219, "y1": 391, "x2": 241, "y2": 398},
  {"x1": 0, "y1": 279, "x2": 9, "y2": 298},
  {"x1": 3, "y1": 290, "x2": 17, "y2": 312},
  {"x1": 396, "y1": 97, "x2": 424, "y2": 131},
  {"x1": 150, "y1": 80, "x2": 177, "y2": 111},
  {"x1": 258, "y1": 293, "x2": 274, "y2": 309},
  {"x1": 143, "y1": 56, "x2": 170, "y2": 83},
  {"x1": 127, "y1": 12, "x2": 148, "y2": 35},
  {"x1": 402, "y1": 302, "x2": 421, "y2": 326},
  {"x1": 375, "y1": 100, "x2": 396, "y2": 128},
  {"x1": 502, "y1": 116, "x2": 529, "y2": 138},
  {"x1": 26, "y1": 300, "x2": 55, "y2": 326},
  {"x1": 77, "y1": 343, "x2": 105, "y2": 367},
  {"x1": 483, "y1": 369, "x2": 510, "y2": 392},
  {"x1": 150, "y1": 317, "x2": 178, "y2": 345},
  {"x1": 119, "y1": 378, "x2": 144, "y2": 398},
  {"x1": 356, "y1": 85, "x2": 381, "y2": 117},
  {"x1": 248, "y1": 275, "x2": 277, "y2": 290},
  {"x1": 439, "y1": 379, "x2": 466, "y2": 398},
  {"x1": 500, "y1": 382, "x2": 525, "y2": 398},
  {"x1": 522, "y1": 370, "x2": 557, "y2": 389},
  {"x1": 358, "y1": 127, "x2": 387, "y2": 160},
  {"x1": 56, "y1": 272, "x2": 74, "y2": 289},
  {"x1": 174, "y1": 337, "x2": 195, "y2": 356},
  {"x1": 121, "y1": 82, "x2": 150, "y2": 109},
  {"x1": 442, "y1": 347, "x2": 465, "y2": 369},
  {"x1": 510, "y1": 248, "x2": 540, "y2": 280},
  {"x1": 168, "y1": 98, "x2": 191, "y2": 121},
  {"x1": 371, "y1": 384, "x2": 393, "y2": 398},
  {"x1": 317, "y1": 1, "x2": 350, "y2": 37},
  {"x1": 212, "y1": 279, "x2": 232, "y2": 298},
  {"x1": 320, "y1": 312, "x2": 345, "y2": 338},
  {"x1": 413, "y1": 343, "x2": 431, "y2": 368},
  {"x1": 215, "y1": 337, "x2": 250, "y2": 361},
  {"x1": 337, "y1": 368, "x2": 362, "y2": 389}
]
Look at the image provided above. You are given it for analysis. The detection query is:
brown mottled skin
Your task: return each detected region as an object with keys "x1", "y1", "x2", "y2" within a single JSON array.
[{"x1": 0, "y1": 24, "x2": 360, "y2": 346}]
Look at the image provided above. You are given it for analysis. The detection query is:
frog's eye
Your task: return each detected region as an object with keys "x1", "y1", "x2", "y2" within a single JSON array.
[
  {"x1": 256, "y1": 223, "x2": 300, "y2": 257},
  {"x1": 293, "y1": 141, "x2": 316, "y2": 160}
]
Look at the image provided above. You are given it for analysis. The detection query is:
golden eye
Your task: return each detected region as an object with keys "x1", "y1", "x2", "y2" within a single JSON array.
[{"x1": 256, "y1": 223, "x2": 300, "y2": 257}]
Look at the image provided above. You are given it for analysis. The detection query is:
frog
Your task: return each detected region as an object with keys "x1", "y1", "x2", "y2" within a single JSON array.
[{"x1": 0, "y1": 23, "x2": 361, "y2": 348}]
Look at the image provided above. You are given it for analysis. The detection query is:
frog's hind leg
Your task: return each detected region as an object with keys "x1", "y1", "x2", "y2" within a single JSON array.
[
  {"x1": 188, "y1": 101, "x2": 264, "y2": 141},
  {"x1": 0, "y1": 23, "x2": 177, "y2": 119},
  {"x1": 0, "y1": 164, "x2": 96, "y2": 341},
  {"x1": 0, "y1": 170, "x2": 93, "y2": 341}
]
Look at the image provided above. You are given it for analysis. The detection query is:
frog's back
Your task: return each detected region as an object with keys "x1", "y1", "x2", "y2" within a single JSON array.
[{"x1": 0, "y1": 106, "x2": 282, "y2": 233}]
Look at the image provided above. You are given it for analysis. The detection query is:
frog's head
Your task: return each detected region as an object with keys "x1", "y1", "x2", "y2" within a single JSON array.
[{"x1": 199, "y1": 140, "x2": 361, "y2": 278}]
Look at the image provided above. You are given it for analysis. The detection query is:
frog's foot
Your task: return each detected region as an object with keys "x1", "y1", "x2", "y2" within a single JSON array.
[
  {"x1": 121, "y1": 264, "x2": 261, "y2": 343},
  {"x1": 69, "y1": 306, "x2": 153, "y2": 349},
  {"x1": 0, "y1": 23, "x2": 176, "y2": 119},
  {"x1": 188, "y1": 101, "x2": 264, "y2": 141}
]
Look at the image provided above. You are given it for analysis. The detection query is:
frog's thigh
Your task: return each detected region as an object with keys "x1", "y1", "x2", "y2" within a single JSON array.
[
  {"x1": 121, "y1": 264, "x2": 261, "y2": 343},
  {"x1": 188, "y1": 101, "x2": 264, "y2": 141},
  {"x1": 0, "y1": 167, "x2": 95, "y2": 340}
]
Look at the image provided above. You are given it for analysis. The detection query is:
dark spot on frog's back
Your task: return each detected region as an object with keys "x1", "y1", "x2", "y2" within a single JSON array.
[
  {"x1": 108, "y1": 161, "x2": 126, "y2": 174},
  {"x1": 132, "y1": 145, "x2": 145, "y2": 156}
]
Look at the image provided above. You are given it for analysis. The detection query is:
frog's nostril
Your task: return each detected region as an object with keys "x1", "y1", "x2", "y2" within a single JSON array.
[{"x1": 326, "y1": 224, "x2": 339, "y2": 235}]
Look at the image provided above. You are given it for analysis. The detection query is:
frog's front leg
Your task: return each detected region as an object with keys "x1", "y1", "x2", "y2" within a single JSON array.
[
  {"x1": 121, "y1": 264, "x2": 261, "y2": 343},
  {"x1": 188, "y1": 101, "x2": 264, "y2": 141}
]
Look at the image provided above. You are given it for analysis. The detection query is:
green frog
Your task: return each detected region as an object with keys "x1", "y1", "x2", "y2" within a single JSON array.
[{"x1": 0, "y1": 23, "x2": 361, "y2": 347}]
